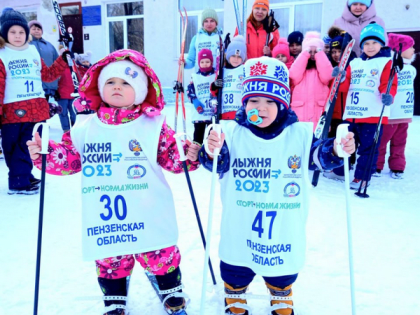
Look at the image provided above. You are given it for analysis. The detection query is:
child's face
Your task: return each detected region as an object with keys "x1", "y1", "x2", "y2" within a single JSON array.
[
  {"x1": 8, "y1": 25, "x2": 26, "y2": 47},
  {"x1": 324, "y1": 43, "x2": 330, "y2": 54},
  {"x1": 203, "y1": 18, "x2": 217, "y2": 33},
  {"x1": 363, "y1": 40, "x2": 382, "y2": 57},
  {"x1": 289, "y1": 43, "x2": 302, "y2": 56},
  {"x1": 103, "y1": 77, "x2": 136, "y2": 108},
  {"x1": 246, "y1": 97, "x2": 278, "y2": 128},
  {"x1": 81, "y1": 60, "x2": 90, "y2": 67},
  {"x1": 402, "y1": 47, "x2": 415, "y2": 59},
  {"x1": 229, "y1": 55, "x2": 243, "y2": 67},
  {"x1": 331, "y1": 48, "x2": 342, "y2": 63},
  {"x1": 275, "y1": 54, "x2": 288, "y2": 64},
  {"x1": 199, "y1": 58, "x2": 212, "y2": 69}
]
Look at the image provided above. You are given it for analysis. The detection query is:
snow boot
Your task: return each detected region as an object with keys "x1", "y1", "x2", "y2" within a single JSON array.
[
  {"x1": 323, "y1": 170, "x2": 345, "y2": 182},
  {"x1": 98, "y1": 277, "x2": 127, "y2": 315},
  {"x1": 224, "y1": 282, "x2": 250, "y2": 315},
  {"x1": 155, "y1": 268, "x2": 188, "y2": 314},
  {"x1": 372, "y1": 169, "x2": 382, "y2": 177},
  {"x1": 390, "y1": 170, "x2": 404, "y2": 179},
  {"x1": 266, "y1": 283, "x2": 294, "y2": 315},
  {"x1": 350, "y1": 178, "x2": 369, "y2": 190}
]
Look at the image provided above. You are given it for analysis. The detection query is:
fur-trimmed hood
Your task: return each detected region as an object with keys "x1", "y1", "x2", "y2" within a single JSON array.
[{"x1": 73, "y1": 49, "x2": 165, "y2": 117}]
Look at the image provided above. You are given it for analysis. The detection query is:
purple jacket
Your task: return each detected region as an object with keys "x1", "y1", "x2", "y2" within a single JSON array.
[{"x1": 333, "y1": 0, "x2": 387, "y2": 56}]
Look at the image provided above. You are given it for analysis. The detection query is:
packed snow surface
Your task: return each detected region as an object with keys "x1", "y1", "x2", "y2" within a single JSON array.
[{"x1": 1, "y1": 104, "x2": 419, "y2": 315}]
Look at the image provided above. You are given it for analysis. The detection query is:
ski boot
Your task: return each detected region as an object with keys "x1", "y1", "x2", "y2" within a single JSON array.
[
  {"x1": 266, "y1": 283, "x2": 294, "y2": 315},
  {"x1": 98, "y1": 277, "x2": 128, "y2": 315},
  {"x1": 224, "y1": 282, "x2": 251, "y2": 315},
  {"x1": 148, "y1": 267, "x2": 189, "y2": 314}
]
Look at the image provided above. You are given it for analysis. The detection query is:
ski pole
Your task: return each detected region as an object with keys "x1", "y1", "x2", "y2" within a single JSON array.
[
  {"x1": 200, "y1": 117, "x2": 222, "y2": 315},
  {"x1": 33, "y1": 123, "x2": 50, "y2": 315},
  {"x1": 174, "y1": 134, "x2": 217, "y2": 285},
  {"x1": 336, "y1": 124, "x2": 357, "y2": 315}
]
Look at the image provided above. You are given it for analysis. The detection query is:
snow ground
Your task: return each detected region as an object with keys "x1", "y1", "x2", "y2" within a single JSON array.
[{"x1": 1, "y1": 105, "x2": 419, "y2": 315}]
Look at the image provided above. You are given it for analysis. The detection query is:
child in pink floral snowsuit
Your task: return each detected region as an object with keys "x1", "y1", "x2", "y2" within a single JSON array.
[{"x1": 27, "y1": 49, "x2": 201, "y2": 315}]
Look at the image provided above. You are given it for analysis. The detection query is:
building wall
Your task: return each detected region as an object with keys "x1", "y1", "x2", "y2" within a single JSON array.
[{"x1": 2, "y1": 0, "x2": 419, "y2": 88}]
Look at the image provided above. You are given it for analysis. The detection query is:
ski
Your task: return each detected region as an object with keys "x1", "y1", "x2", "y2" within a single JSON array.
[
  {"x1": 233, "y1": 0, "x2": 248, "y2": 36},
  {"x1": 144, "y1": 271, "x2": 188, "y2": 315},
  {"x1": 174, "y1": 7, "x2": 188, "y2": 134},
  {"x1": 311, "y1": 36, "x2": 355, "y2": 187},
  {"x1": 51, "y1": 0, "x2": 80, "y2": 97}
]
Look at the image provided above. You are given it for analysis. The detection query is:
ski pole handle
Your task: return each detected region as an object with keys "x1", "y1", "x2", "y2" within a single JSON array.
[
  {"x1": 335, "y1": 124, "x2": 350, "y2": 158},
  {"x1": 174, "y1": 133, "x2": 192, "y2": 162},
  {"x1": 203, "y1": 117, "x2": 222, "y2": 157},
  {"x1": 32, "y1": 123, "x2": 50, "y2": 155}
]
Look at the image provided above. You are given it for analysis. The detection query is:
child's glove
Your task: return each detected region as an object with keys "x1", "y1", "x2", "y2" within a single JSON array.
[
  {"x1": 332, "y1": 66, "x2": 346, "y2": 82},
  {"x1": 381, "y1": 93, "x2": 394, "y2": 106},
  {"x1": 49, "y1": 102, "x2": 63, "y2": 117},
  {"x1": 214, "y1": 79, "x2": 224, "y2": 88},
  {"x1": 192, "y1": 98, "x2": 204, "y2": 114}
]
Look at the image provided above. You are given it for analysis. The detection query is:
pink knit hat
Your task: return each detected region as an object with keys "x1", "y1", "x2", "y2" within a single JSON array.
[
  {"x1": 302, "y1": 31, "x2": 324, "y2": 51},
  {"x1": 272, "y1": 38, "x2": 291, "y2": 59},
  {"x1": 198, "y1": 49, "x2": 214, "y2": 64},
  {"x1": 388, "y1": 33, "x2": 415, "y2": 52}
]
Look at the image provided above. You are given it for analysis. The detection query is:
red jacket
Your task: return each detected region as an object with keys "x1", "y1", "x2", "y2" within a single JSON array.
[
  {"x1": 58, "y1": 64, "x2": 89, "y2": 99},
  {"x1": 234, "y1": 21, "x2": 280, "y2": 60},
  {"x1": 0, "y1": 56, "x2": 67, "y2": 124},
  {"x1": 339, "y1": 60, "x2": 398, "y2": 124}
]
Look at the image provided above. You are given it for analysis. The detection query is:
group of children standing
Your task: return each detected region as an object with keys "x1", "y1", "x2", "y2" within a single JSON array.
[{"x1": 0, "y1": 3, "x2": 415, "y2": 315}]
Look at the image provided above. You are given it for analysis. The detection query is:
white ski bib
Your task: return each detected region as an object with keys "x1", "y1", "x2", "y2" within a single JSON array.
[
  {"x1": 222, "y1": 66, "x2": 245, "y2": 115},
  {"x1": 71, "y1": 114, "x2": 178, "y2": 261},
  {"x1": 390, "y1": 64, "x2": 416, "y2": 119},
  {"x1": 194, "y1": 32, "x2": 220, "y2": 71},
  {"x1": 0, "y1": 45, "x2": 44, "y2": 103},
  {"x1": 191, "y1": 72, "x2": 216, "y2": 122},
  {"x1": 343, "y1": 57, "x2": 391, "y2": 120},
  {"x1": 219, "y1": 122, "x2": 312, "y2": 276}
]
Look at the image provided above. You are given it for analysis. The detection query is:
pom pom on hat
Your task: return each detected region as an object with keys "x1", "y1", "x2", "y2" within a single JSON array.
[
  {"x1": 0, "y1": 7, "x2": 30, "y2": 43},
  {"x1": 388, "y1": 33, "x2": 415, "y2": 52},
  {"x1": 75, "y1": 51, "x2": 92, "y2": 64},
  {"x1": 226, "y1": 35, "x2": 247, "y2": 63},
  {"x1": 287, "y1": 31, "x2": 303, "y2": 45},
  {"x1": 348, "y1": 0, "x2": 372, "y2": 8},
  {"x1": 272, "y1": 38, "x2": 291, "y2": 59},
  {"x1": 98, "y1": 60, "x2": 149, "y2": 106},
  {"x1": 201, "y1": 8, "x2": 218, "y2": 26},
  {"x1": 242, "y1": 57, "x2": 290, "y2": 109},
  {"x1": 360, "y1": 22, "x2": 386, "y2": 48},
  {"x1": 302, "y1": 31, "x2": 324, "y2": 51}
]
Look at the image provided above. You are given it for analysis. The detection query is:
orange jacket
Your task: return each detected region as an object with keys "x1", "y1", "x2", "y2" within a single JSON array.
[{"x1": 234, "y1": 21, "x2": 280, "y2": 60}]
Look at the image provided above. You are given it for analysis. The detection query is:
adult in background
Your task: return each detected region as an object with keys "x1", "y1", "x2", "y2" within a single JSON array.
[
  {"x1": 288, "y1": 31, "x2": 303, "y2": 59},
  {"x1": 29, "y1": 20, "x2": 60, "y2": 101},
  {"x1": 333, "y1": 0, "x2": 386, "y2": 56},
  {"x1": 234, "y1": 0, "x2": 280, "y2": 59},
  {"x1": 182, "y1": 8, "x2": 222, "y2": 71},
  {"x1": 289, "y1": 31, "x2": 333, "y2": 130}
]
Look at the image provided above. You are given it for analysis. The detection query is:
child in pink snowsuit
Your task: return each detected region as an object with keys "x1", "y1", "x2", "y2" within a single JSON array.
[
  {"x1": 289, "y1": 31, "x2": 333, "y2": 130},
  {"x1": 27, "y1": 49, "x2": 200, "y2": 315},
  {"x1": 376, "y1": 33, "x2": 416, "y2": 179}
]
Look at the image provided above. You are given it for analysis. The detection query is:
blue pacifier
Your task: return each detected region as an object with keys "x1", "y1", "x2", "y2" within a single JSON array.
[{"x1": 247, "y1": 108, "x2": 263, "y2": 125}]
